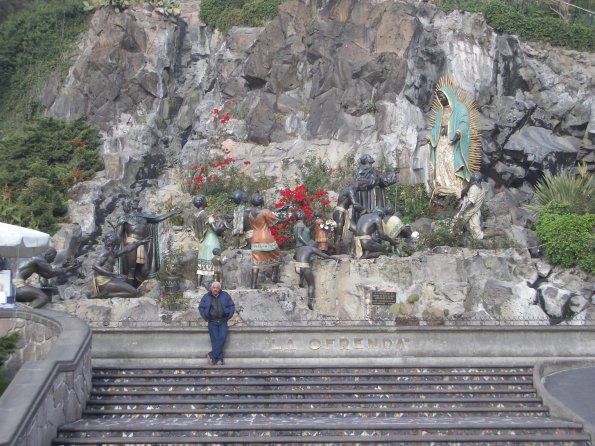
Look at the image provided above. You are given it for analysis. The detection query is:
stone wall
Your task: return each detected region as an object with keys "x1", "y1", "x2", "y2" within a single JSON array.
[
  {"x1": 0, "y1": 314, "x2": 60, "y2": 379},
  {"x1": 0, "y1": 308, "x2": 92, "y2": 446},
  {"x1": 48, "y1": 247, "x2": 594, "y2": 328}
]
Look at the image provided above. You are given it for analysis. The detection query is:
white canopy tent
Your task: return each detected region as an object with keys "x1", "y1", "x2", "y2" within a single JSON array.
[
  {"x1": 0, "y1": 222, "x2": 50, "y2": 258},
  {"x1": 0, "y1": 222, "x2": 51, "y2": 305}
]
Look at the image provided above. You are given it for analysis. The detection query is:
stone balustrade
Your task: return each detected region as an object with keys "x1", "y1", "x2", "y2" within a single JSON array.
[{"x1": 0, "y1": 307, "x2": 92, "y2": 446}]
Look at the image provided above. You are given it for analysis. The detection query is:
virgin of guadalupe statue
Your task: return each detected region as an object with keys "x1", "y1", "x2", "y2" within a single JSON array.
[{"x1": 426, "y1": 77, "x2": 481, "y2": 199}]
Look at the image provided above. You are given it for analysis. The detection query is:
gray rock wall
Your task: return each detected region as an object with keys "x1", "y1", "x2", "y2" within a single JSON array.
[
  {"x1": 36, "y1": 0, "x2": 594, "y2": 326},
  {"x1": 42, "y1": 1, "x2": 594, "y2": 242}
]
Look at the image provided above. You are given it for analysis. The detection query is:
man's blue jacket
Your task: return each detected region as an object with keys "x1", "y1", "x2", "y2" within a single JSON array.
[{"x1": 198, "y1": 290, "x2": 235, "y2": 322}]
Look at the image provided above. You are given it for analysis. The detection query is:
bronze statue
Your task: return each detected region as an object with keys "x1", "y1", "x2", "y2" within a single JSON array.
[
  {"x1": 248, "y1": 192, "x2": 288, "y2": 289},
  {"x1": 293, "y1": 210, "x2": 311, "y2": 249},
  {"x1": 353, "y1": 208, "x2": 397, "y2": 259},
  {"x1": 116, "y1": 197, "x2": 180, "y2": 287},
  {"x1": 14, "y1": 247, "x2": 79, "y2": 308},
  {"x1": 354, "y1": 154, "x2": 397, "y2": 220},
  {"x1": 332, "y1": 180, "x2": 367, "y2": 247},
  {"x1": 191, "y1": 195, "x2": 228, "y2": 289},
  {"x1": 382, "y1": 205, "x2": 413, "y2": 255},
  {"x1": 230, "y1": 190, "x2": 252, "y2": 248},
  {"x1": 294, "y1": 240, "x2": 337, "y2": 310},
  {"x1": 211, "y1": 248, "x2": 226, "y2": 286},
  {"x1": 92, "y1": 232, "x2": 150, "y2": 298}
]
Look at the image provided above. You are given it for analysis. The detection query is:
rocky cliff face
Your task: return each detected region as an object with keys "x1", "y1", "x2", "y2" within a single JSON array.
[
  {"x1": 43, "y1": 0, "x2": 593, "y2": 225},
  {"x1": 39, "y1": 0, "x2": 593, "y2": 325}
]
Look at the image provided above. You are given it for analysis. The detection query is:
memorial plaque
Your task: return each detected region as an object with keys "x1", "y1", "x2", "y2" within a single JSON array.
[{"x1": 371, "y1": 291, "x2": 396, "y2": 305}]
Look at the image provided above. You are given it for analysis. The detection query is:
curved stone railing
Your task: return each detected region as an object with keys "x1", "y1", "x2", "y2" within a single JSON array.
[
  {"x1": 0, "y1": 307, "x2": 92, "y2": 446},
  {"x1": 534, "y1": 360, "x2": 595, "y2": 441}
]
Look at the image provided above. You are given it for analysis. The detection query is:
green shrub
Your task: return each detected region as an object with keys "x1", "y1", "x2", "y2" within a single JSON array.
[
  {"x1": 0, "y1": 117, "x2": 103, "y2": 232},
  {"x1": 440, "y1": 0, "x2": 594, "y2": 51},
  {"x1": 83, "y1": 0, "x2": 181, "y2": 16},
  {"x1": 419, "y1": 219, "x2": 466, "y2": 249},
  {"x1": 385, "y1": 183, "x2": 432, "y2": 223},
  {"x1": 0, "y1": 332, "x2": 19, "y2": 396},
  {"x1": 536, "y1": 207, "x2": 595, "y2": 273},
  {"x1": 200, "y1": 0, "x2": 283, "y2": 32}
]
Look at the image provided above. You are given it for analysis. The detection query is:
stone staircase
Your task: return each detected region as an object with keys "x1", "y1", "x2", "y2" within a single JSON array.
[{"x1": 53, "y1": 366, "x2": 591, "y2": 445}]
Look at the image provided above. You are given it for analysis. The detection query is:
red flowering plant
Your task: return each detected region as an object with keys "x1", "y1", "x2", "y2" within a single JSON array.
[
  {"x1": 271, "y1": 185, "x2": 332, "y2": 249},
  {"x1": 185, "y1": 155, "x2": 275, "y2": 248},
  {"x1": 186, "y1": 156, "x2": 273, "y2": 198}
]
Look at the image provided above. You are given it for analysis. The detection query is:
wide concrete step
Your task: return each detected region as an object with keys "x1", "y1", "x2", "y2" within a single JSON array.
[
  {"x1": 53, "y1": 416, "x2": 590, "y2": 445},
  {"x1": 93, "y1": 366, "x2": 534, "y2": 382},
  {"x1": 90, "y1": 388, "x2": 538, "y2": 398},
  {"x1": 54, "y1": 365, "x2": 591, "y2": 445},
  {"x1": 87, "y1": 395, "x2": 543, "y2": 405},
  {"x1": 83, "y1": 407, "x2": 549, "y2": 419}
]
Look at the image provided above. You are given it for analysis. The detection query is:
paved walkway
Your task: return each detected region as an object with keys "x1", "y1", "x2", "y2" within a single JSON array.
[{"x1": 543, "y1": 366, "x2": 595, "y2": 425}]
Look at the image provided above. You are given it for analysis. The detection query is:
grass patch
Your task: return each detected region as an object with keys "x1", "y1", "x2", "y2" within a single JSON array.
[{"x1": 200, "y1": 0, "x2": 284, "y2": 32}]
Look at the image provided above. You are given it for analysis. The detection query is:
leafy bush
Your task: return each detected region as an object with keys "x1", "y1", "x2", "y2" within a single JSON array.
[
  {"x1": 440, "y1": 0, "x2": 594, "y2": 51},
  {"x1": 0, "y1": 117, "x2": 103, "y2": 232},
  {"x1": 199, "y1": 0, "x2": 283, "y2": 32},
  {"x1": 157, "y1": 291, "x2": 186, "y2": 311},
  {"x1": 294, "y1": 155, "x2": 356, "y2": 194},
  {"x1": 0, "y1": 332, "x2": 19, "y2": 396},
  {"x1": 83, "y1": 0, "x2": 181, "y2": 16},
  {"x1": 385, "y1": 183, "x2": 432, "y2": 223},
  {"x1": 419, "y1": 219, "x2": 466, "y2": 249},
  {"x1": 186, "y1": 156, "x2": 275, "y2": 203},
  {"x1": 536, "y1": 206, "x2": 595, "y2": 273}
]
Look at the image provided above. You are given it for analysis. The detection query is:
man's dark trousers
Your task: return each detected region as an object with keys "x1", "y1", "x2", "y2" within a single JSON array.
[{"x1": 208, "y1": 320, "x2": 228, "y2": 361}]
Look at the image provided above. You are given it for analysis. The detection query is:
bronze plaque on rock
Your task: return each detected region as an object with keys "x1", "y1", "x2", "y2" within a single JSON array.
[{"x1": 371, "y1": 291, "x2": 396, "y2": 305}]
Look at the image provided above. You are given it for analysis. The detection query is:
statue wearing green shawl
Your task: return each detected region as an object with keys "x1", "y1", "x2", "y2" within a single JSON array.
[{"x1": 425, "y1": 78, "x2": 481, "y2": 199}]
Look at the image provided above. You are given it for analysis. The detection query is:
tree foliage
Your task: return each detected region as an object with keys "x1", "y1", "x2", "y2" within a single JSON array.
[
  {"x1": 0, "y1": 118, "x2": 103, "y2": 233},
  {"x1": 0, "y1": 0, "x2": 89, "y2": 126}
]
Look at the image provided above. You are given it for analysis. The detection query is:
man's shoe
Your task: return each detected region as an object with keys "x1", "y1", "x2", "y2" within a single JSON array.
[
  {"x1": 206, "y1": 353, "x2": 214, "y2": 365},
  {"x1": 216, "y1": 360, "x2": 224, "y2": 365}
]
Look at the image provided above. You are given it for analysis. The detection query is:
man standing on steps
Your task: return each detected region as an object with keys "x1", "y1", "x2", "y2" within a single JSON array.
[{"x1": 198, "y1": 281, "x2": 235, "y2": 366}]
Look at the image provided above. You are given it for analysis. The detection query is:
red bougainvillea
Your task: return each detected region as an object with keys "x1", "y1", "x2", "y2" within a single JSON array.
[{"x1": 271, "y1": 185, "x2": 332, "y2": 248}]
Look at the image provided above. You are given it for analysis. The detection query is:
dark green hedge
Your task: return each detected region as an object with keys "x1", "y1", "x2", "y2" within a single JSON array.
[
  {"x1": 0, "y1": 118, "x2": 103, "y2": 233},
  {"x1": 536, "y1": 205, "x2": 595, "y2": 274}
]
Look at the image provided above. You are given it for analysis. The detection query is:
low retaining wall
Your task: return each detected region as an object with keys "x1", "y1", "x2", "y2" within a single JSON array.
[
  {"x1": 0, "y1": 311, "x2": 61, "y2": 379},
  {"x1": 92, "y1": 325, "x2": 595, "y2": 367},
  {"x1": 0, "y1": 307, "x2": 92, "y2": 446}
]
